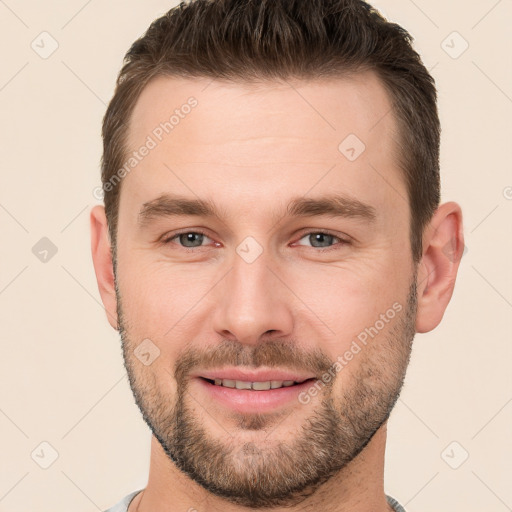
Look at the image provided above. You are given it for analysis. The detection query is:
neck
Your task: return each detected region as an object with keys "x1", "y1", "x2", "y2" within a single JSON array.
[{"x1": 130, "y1": 423, "x2": 393, "y2": 512}]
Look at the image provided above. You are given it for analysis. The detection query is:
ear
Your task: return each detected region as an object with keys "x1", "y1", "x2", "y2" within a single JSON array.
[
  {"x1": 90, "y1": 205, "x2": 119, "y2": 330},
  {"x1": 415, "y1": 201, "x2": 464, "y2": 333}
]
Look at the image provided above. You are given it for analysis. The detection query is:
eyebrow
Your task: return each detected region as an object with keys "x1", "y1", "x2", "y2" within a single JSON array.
[{"x1": 137, "y1": 192, "x2": 377, "y2": 227}]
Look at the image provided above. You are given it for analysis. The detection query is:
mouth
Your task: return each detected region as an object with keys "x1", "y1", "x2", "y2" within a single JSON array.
[
  {"x1": 200, "y1": 376, "x2": 314, "y2": 390},
  {"x1": 193, "y1": 369, "x2": 319, "y2": 414}
]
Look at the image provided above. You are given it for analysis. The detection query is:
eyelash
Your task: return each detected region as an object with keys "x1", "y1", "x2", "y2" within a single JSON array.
[{"x1": 161, "y1": 229, "x2": 350, "y2": 252}]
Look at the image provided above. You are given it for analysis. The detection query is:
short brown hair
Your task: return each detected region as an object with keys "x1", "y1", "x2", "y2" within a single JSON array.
[{"x1": 101, "y1": 0, "x2": 440, "y2": 263}]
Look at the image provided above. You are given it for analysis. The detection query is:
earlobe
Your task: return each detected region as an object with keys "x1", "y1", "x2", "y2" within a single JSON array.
[
  {"x1": 415, "y1": 202, "x2": 464, "y2": 333},
  {"x1": 90, "y1": 205, "x2": 119, "y2": 330}
]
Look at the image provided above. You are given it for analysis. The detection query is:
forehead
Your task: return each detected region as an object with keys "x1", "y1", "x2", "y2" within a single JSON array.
[
  {"x1": 121, "y1": 72, "x2": 406, "y2": 223},
  {"x1": 127, "y1": 71, "x2": 397, "y2": 151}
]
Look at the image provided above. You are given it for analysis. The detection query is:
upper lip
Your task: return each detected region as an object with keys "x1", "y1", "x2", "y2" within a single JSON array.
[{"x1": 195, "y1": 368, "x2": 317, "y2": 383}]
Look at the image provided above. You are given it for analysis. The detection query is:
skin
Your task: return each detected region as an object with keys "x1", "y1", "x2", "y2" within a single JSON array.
[{"x1": 90, "y1": 72, "x2": 464, "y2": 512}]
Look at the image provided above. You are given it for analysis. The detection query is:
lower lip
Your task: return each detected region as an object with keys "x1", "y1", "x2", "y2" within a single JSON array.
[{"x1": 195, "y1": 377, "x2": 318, "y2": 414}]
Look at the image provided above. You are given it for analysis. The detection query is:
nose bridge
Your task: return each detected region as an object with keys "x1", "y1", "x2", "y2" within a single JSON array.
[
  {"x1": 231, "y1": 247, "x2": 274, "y2": 305},
  {"x1": 212, "y1": 242, "x2": 294, "y2": 343}
]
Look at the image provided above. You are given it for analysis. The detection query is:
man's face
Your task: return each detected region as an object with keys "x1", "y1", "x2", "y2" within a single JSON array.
[{"x1": 114, "y1": 73, "x2": 418, "y2": 508}]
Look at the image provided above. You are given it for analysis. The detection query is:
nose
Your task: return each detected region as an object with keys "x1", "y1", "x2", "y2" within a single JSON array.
[{"x1": 211, "y1": 248, "x2": 294, "y2": 346}]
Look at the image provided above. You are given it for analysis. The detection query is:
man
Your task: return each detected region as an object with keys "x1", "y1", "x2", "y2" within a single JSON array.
[{"x1": 90, "y1": 0, "x2": 464, "y2": 511}]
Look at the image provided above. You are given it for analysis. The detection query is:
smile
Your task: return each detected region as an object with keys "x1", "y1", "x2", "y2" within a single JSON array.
[{"x1": 202, "y1": 377, "x2": 312, "y2": 390}]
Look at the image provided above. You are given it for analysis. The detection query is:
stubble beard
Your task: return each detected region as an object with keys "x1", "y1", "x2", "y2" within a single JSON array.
[{"x1": 116, "y1": 275, "x2": 417, "y2": 508}]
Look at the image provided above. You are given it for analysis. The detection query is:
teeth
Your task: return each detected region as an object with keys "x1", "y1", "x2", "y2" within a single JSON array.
[
  {"x1": 252, "y1": 381, "x2": 271, "y2": 390},
  {"x1": 210, "y1": 378, "x2": 303, "y2": 390}
]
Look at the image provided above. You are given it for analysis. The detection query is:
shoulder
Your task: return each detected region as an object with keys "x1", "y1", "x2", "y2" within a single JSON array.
[
  {"x1": 103, "y1": 490, "x2": 143, "y2": 512},
  {"x1": 386, "y1": 494, "x2": 407, "y2": 512}
]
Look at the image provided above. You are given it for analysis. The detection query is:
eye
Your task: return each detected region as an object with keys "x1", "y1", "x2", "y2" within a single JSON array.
[
  {"x1": 160, "y1": 229, "x2": 349, "y2": 252},
  {"x1": 162, "y1": 230, "x2": 215, "y2": 249},
  {"x1": 294, "y1": 231, "x2": 348, "y2": 250}
]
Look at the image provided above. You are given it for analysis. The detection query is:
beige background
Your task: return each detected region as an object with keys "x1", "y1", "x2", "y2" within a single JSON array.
[{"x1": 0, "y1": 0, "x2": 511, "y2": 510}]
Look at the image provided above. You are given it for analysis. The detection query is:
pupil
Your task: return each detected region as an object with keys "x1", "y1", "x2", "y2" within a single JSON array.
[
  {"x1": 181, "y1": 233, "x2": 203, "y2": 247},
  {"x1": 178, "y1": 233, "x2": 333, "y2": 248},
  {"x1": 311, "y1": 233, "x2": 332, "y2": 247}
]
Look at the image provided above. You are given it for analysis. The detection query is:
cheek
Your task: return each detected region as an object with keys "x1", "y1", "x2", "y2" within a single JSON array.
[
  {"x1": 118, "y1": 248, "x2": 178, "y2": 313},
  {"x1": 287, "y1": 258, "x2": 407, "y2": 350},
  {"x1": 116, "y1": 258, "x2": 211, "y2": 364}
]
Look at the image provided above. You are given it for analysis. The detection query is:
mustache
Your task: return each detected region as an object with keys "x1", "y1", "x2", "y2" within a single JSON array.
[{"x1": 174, "y1": 339, "x2": 334, "y2": 385}]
